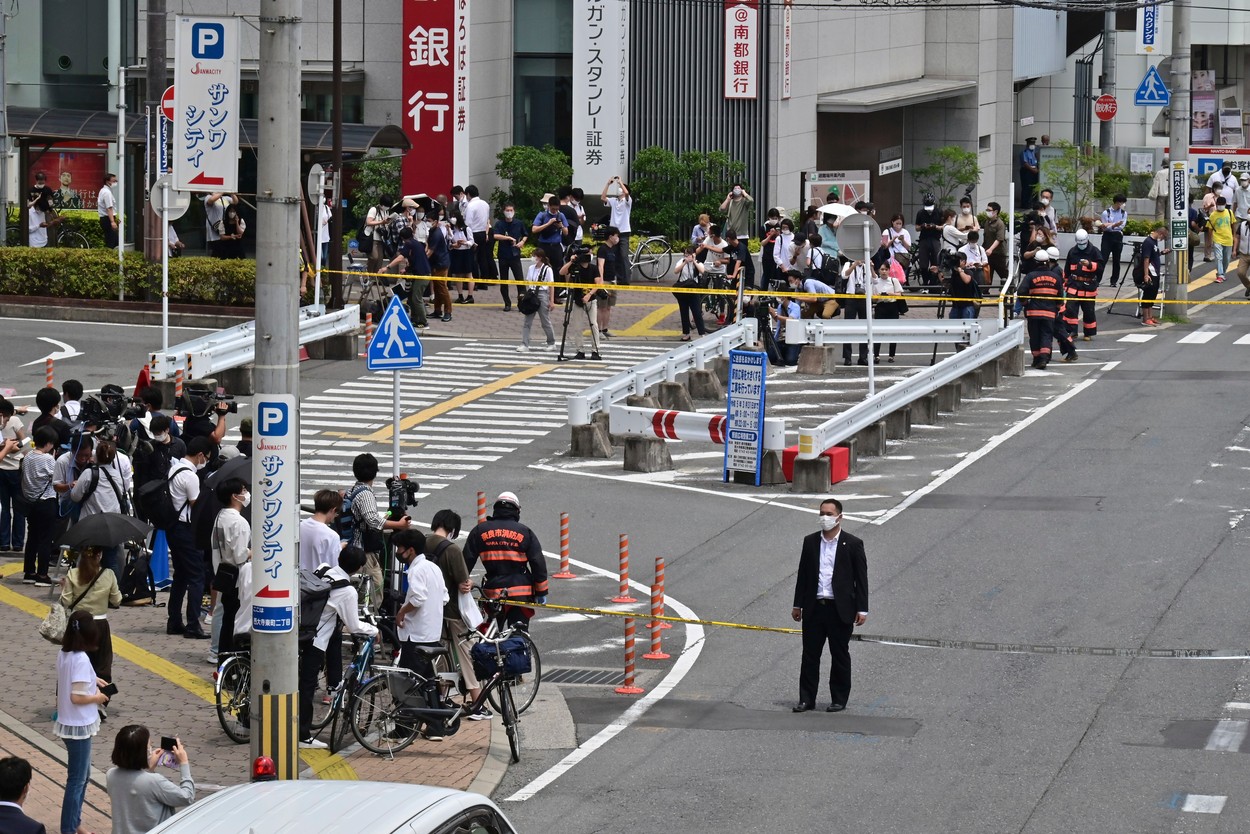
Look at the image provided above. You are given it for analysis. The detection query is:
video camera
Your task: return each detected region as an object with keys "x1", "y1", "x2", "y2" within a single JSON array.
[
  {"x1": 176, "y1": 384, "x2": 238, "y2": 418},
  {"x1": 589, "y1": 224, "x2": 612, "y2": 242},
  {"x1": 385, "y1": 474, "x2": 420, "y2": 520},
  {"x1": 567, "y1": 243, "x2": 593, "y2": 264}
]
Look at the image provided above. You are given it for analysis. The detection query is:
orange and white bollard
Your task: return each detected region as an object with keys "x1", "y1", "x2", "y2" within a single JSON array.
[
  {"x1": 611, "y1": 534, "x2": 636, "y2": 603},
  {"x1": 361, "y1": 313, "x2": 373, "y2": 357},
  {"x1": 44, "y1": 357, "x2": 54, "y2": 388},
  {"x1": 654, "y1": 555, "x2": 670, "y2": 629},
  {"x1": 553, "y1": 511, "x2": 575, "y2": 579},
  {"x1": 476, "y1": 491, "x2": 487, "y2": 524},
  {"x1": 643, "y1": 583, "x2": 670, "y2": 660},
  {"x1": 174, "y1": 368, "x2": 184, "y2": 402},
  {"x1": 614, "y1": 616, "x2": 645, "y2": 694}
]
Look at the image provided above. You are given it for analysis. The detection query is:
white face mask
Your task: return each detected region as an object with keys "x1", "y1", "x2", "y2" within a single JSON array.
[
  {"x1": 1040, "y1": 198, "x2": 1050, "y2": 206},
  {"x1": 504, "y1": 211, "x2": 515, "y2": 220},
  {"x1": 153, "y1": 432, "x2": 169, "y2": 443},
  {"x1": 819, "y1": 514, "x2": 840, "y2": 532},
  {"x1": 239, "y1": 490, "x2": 251, "y2": 508},
  {"x1": 194, "y1": 460, "x2": 206, "y2": 471},
  {"x1": 1028, "y1": 144, "x2": 1036, "y2": 151},
  {"x1": 924, "y1": 204, "x2": 934, "y2": 211},
  {"x1": 987, "y1": 210, "x2": 997, "y2": 217},
  {"x1": 1077, "y1": 241, "x2": 1087, "y2": 249},
  {"x1": 415, "y1": 212, "x2": 425, "y2": 221},
  {"x1": 733, "y1": 187, "x2": 742, "y2": 197},
  {"x1": 962, "y1": 207, "x2": 972, "y2": 214}
]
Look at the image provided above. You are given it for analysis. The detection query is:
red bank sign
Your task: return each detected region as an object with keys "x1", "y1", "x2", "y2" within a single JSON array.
[{"x1": 402, "y1": 0, "x2": 470, "y2": 197}]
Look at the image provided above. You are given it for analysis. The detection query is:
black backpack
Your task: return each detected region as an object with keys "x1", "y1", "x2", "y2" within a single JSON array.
[
  {"x1": 134, "y1": 465, "x2": 188, "y2": 530},
  {"x1": 298, "y1": 565, "x2": 351, "y2": 643},
  {"x1": 119, "y1": 545, "x2": 158, "y2": 606}
]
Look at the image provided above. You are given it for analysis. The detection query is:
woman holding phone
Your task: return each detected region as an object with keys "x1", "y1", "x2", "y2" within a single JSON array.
[
  {"x1": 56, "y1": 611, "x2": 107, "y2": 834},
  {"x1": 106, "y1": 725, "x2": 195, "y2": 834}
]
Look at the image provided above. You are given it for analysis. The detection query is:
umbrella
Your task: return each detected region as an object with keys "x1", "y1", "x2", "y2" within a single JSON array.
[
  {"x1": 55, "y1": 513, "x2": 152, "y2": 549},
  {"x1": 816, "y1": 203, "x2": 856, "y2": 220}
]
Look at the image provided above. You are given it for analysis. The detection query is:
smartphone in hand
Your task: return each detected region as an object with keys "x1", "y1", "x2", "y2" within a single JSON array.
[
  {"x1": 101, "y1": 682, "x2": 119, "y2": 697},
  {"x1": 161, "y1": 736, "x2": 177, "y2": 752}
]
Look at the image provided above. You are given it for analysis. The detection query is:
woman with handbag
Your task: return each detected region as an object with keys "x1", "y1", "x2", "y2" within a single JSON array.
[
  {"x1": 517, "y1": 247, "x2": 557, "y2": 352},
  {"x1": 56, "y1": 610, "x2": 108, "y2": 834},
  {"x1": 59, "y1": 547, "x2": 121, "y2": 692},
  {"x1": 210, "y1": 478, "x2": 250, "y2": 657}
]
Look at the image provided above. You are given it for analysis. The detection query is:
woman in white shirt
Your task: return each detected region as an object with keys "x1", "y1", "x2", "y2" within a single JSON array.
[
  {"x1": 57, "y1": 611, "x2": 109, "y2": 834},
  {"x1": 940, "y1": 209, "x2": 968, "y2": 255},
  {"x1": 519, "y1": 247, "x2": 557, "y2": 352},
  {"x1": 881, "y1": 214, "x2": 912, "y2": 274},
  {"x1": 772, "y1": 219, "x2": 795, "y2": 274},
  {"x1": 871, "y1": 261, "x2": 906, "y2": 363}
]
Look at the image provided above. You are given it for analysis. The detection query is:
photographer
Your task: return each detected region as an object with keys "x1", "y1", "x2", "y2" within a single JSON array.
[
  {"x1": 179, "y1": 386, "x2": 230, "y2": 464},
  {"x1": 595, "y1": 225, "x2": 620, "y2": 340},
  {"x1": 672, "y1": 246, "x2": 708, "y2": 340},
  {"x1": 559, "y1": 242, "x2": 603, "y2": 360},
  {"x1": 947, "y1": 251, "x2": 981, "y2": 321},
  {"x1": 768, "y1": 293, "x2": 803, "y2": 366},
  {"x1": 840, "y1": 259, "x2": 871, "y2": 366},
  {"x1": 106, "y1": 725, "x2": 195, "y2": 834},
  {"x1": 784, "y1": 269, "x2": 838, "y2": 320}
]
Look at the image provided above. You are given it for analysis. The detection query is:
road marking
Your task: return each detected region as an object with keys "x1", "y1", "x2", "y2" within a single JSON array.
[
  {"x1": 1118, "y1": 333, "x2": 1155, "y2": 343},
  {"x1": 362, "y1": 365, "x2": 556, "y2": 442},
  {"x1": 505, "y1": 552, "x2": 704, "y2": 802},
  {"x1": 0, "y1": 564, "x2": 358, "y2": 780},
  {"x1": 1235, "y1": 335, "x2": 1250, "y2": 346},
  {"x1": 618, "y1": 303, "x2": 679, "y2": 337},
  {"x1": 1225, "y1": 701, "x2": 1250, "y2": 710},
  {"x1": 872, "y1": 378, "x2": 1099, "y2": 526},
  {"x1": 1178, "y1": 331, "x2": 1220, "y2": 344},
  {"x1": 1204, "y1": 718, "x2": 1248, "y2": 751},
  {"x1": 1181, "y1": 794, "x2": 1227, "y2": 814},
  {"x1": 19, "y1": 336, "x2": 84, "y2": 367}
]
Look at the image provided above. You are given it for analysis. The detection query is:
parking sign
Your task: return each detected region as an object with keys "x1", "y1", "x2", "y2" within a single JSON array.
[
  {"x1": 252, "y1": 394, "x2": 298, "y2": 633},
  {"x1": 173, "y1": 16, "x2": 240, "y2": 192}
]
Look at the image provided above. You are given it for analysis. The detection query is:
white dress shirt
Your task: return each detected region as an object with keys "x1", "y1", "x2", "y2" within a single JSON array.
[
  {"x1": 312, "y1": 565, "x2": 378, "y2": 652},
  {"x1": 817, "y1": 531, "x2": 839, "y2": 599},
  {"x1": 464, "y1": 197, "x2": 491, "y2": 234},
  {"x1": 398, "y1": 554, "x2": 448, "y2": 643}
]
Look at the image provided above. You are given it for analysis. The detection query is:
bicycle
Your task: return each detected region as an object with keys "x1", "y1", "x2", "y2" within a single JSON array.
[
  {"x1": 4, "y1": 209, "x2": 90, "y2": 248},
  {"x1": 348, "y1": 629, "x2": 526, "y2": 763},
  {"x1": 321, "y1": 632, "x2": 380, "y2": 752},
  {"x1": 214, "y1": 649, "x2": 251, "y2": 744},
  {"x1": 631, "y1": 232, "x2": 674, "y2": 281},
  {"x1": 474, "y1": 595, "x2": 542, "y2": 714}
]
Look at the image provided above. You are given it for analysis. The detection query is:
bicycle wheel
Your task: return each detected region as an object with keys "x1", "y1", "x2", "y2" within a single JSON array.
[
  {"x1": 349, "y1": 676, "x2": 418, "y2": 755},
  {"x1": 57, "y1": 231, "x2": 90, "y2": 249},
  {"x1": 500, "y1": 682, "x2": 520, "y2": 764},
  {"x1": 215, "y1": 657, "x2": 251, "y2": 744},
  {"x1": 329, "y1": 669, "x2": 356, "y2": 753},
  {"x1": 486, "y1": 632, "x2": 542, "y2": 715},
  {"x1": 634, "y1": 239, "x2": 673, "y2": 281},
  {"x1": 308, "y1": 679, "x2": 338, "y2": 737}
]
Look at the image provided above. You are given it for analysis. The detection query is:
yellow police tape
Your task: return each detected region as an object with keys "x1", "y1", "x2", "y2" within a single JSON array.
[{"x1": 503, "y1": 599, "x2": 1250, "y2": 660}]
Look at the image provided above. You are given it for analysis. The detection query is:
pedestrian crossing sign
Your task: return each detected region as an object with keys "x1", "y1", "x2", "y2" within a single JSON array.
[
  {"x1": 1134, "y1": 65, "x2": 1170, "y2": 107},
  {"x1": 367, "y1": 295, "x2": 423, "y2": 371}
]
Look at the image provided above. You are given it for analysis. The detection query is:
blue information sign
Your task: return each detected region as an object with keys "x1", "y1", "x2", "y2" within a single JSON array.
[
  {"x1": 367, "y1": 296, "x2": 424, "y2": 371},
  {"x1": 724, "y1": 349, "x2": 766, "y2": 485}
]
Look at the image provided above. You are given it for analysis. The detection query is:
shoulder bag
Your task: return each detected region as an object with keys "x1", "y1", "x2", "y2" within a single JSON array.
[{"x1": 39, "y1": 570, "x2": 102, "y2": 644}]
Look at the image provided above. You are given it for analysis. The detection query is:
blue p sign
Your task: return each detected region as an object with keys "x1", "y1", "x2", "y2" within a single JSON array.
[
  {"x1": 191, "y1": 22, "x2": 225, "y2": 60},
  {"x1": 257, "y1": 402, "x2": 289, "y2": 437}
]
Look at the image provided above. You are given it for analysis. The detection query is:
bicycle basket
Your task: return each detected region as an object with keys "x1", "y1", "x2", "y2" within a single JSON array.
[{"x1": 471, "y1": 636, "x2": 531, "y2": 678}]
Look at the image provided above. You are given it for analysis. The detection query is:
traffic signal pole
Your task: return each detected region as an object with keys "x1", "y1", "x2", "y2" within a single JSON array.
[{"x1": 250, "y1": 0, "x2": 303, "y2": 780}]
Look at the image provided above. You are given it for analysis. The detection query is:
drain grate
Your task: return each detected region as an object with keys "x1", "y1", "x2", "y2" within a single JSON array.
[{"x1": 544, "y1": 667, "x2": 626, "y2": 686}]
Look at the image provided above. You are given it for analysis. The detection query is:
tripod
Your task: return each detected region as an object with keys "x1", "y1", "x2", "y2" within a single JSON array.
[
  {"x1": 556, "y1": 288, "x2": 578, "y2": 361},
  {"x1": 1105, "y1": 246, "x2": 1143, "y2": 320}
]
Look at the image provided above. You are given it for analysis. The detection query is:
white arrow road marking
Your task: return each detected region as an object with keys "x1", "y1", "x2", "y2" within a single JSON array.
[{"x1": 20, "y1": 337, "x2": 83, "y2": 367}]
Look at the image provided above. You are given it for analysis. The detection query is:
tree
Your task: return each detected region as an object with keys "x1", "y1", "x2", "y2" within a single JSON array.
[
  {"x1": 349, "y1": 149, "x2": 402, "y2": 212},
  {"x1": 491, "y1": 145, "x2": 573, "y2": 214},
  {"x1": 629, "y1": 146, "x2": 748, "y2": 239},
  {"x1": 909, "y1": 146, "x2": 981, "y2": 210},
  {"x1": 1041, "y1": 140, "x2": 1128, "y2": 228}
]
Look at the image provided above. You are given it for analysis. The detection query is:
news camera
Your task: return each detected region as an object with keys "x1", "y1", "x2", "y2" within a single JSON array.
[
  {"x1": 567, "y1": 243, "x2": 593, "y2": 264},
  {"x1": 176, "y1": 384, "x2": 238, "y2": 418},
  {"x1": 385, "y1": 474, "x2": 420, "y2": 520}
]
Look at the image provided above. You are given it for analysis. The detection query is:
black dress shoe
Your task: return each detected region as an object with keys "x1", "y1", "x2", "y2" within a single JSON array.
[
  {"x1": 183, "y1": 629, "x2": 210, "y2": 640},
  {"x1": 826, "y1": 703, "x2": 846, "y2": 712},
  {"x1": 792, "y1": 702, "x2": 815, "y2": 713},
  {"x1": 166, "y1": 623, "x2": 185, "y2": 635}
]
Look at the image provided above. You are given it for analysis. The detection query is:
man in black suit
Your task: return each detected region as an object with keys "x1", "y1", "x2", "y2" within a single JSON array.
[
  {"x1": 791, "y1": 498, "x2": 868, "y2": 713},
  {"x1": 0, "y1": 756, "x2": 47, "y2": 834}
]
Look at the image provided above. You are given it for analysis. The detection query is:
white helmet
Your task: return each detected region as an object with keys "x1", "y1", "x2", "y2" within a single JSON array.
[{"x1": 1074, "y1": 229, "x2": 1089, "y2": 243}]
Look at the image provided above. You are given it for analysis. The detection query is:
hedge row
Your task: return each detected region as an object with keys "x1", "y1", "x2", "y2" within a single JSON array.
[{"x1": 0, "y1": 250, "x2": 257, "y2": 306}]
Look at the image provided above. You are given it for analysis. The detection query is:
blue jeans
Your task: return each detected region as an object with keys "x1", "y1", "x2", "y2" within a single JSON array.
[
  {"x1": 0, "y1": 468, "x2": 24, "y2": 549},
  {"x1": 949, "y1": 302, "x2": 980, "y2": 319},
  {"x1": 61, "y1": 735, "x2": 92, "y2": 834},
  {"x1": 1215, "y1": 242, "x2": 1231, "y2": 277}
]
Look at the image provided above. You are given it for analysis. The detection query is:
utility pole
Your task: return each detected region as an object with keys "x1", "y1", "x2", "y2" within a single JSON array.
[
  {"x1": 1167, "y1": 0, "x2": 1190, "y2": 305},
  {"x1": 0, "y1": 5, "x2": 9, "y2": 247},
  {"x1": 329, "y1": 0, "x2": 344, "y2": 309},
  {"x1": 145, "y1": 0, "x2": 167, "y2": 263},
  {"x1": 250, "y1": 0, "x2": 302, "y2": 779},
  {"x1": 1099, "y1": 11, "x2": 1116, "y2": 152}
]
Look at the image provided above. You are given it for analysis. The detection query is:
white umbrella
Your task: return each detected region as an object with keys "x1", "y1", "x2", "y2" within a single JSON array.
[{"x1": 816, "y1": 202, "x2": 856, "y2": 220}]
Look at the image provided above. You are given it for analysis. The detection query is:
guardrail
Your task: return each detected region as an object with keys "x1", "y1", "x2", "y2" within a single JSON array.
[
  {"x1": 150, "y1": 304, "x2": 360, "y2": 380},
  {"x1": 568, "y1": 320, "x2": 758, "y2": 426},
  {"x1": 784, "y1": 318, "x2": 991, "y2": 347},
  {"x1": 796, "y1": 321, "x2": 1025, "y2": 460},
  {"x1": 609, "y1": 404, "x2": 786, "y2": 451}
]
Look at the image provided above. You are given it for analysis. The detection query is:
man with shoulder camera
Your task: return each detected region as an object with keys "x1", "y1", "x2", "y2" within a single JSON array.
[
  {"x1": 559, "y1": 240, "x2": 603, "y2": 361},
  {"x1": 179, "y1": 386, "x2": 231, "y2": 465}
]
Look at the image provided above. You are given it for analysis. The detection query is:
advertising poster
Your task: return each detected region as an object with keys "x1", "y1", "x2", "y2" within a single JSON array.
[
  {"x1": 804, "y1": 171, "x2": 870, "y2": 211},
  {"x1": 27, "y1": 143, "x2": 108, "y2": 211},
  {"x1": 1219, "y1": 109, "x2": 1244, "y2": 148}
]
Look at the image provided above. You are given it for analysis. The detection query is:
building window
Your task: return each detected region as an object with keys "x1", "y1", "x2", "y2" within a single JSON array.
[{"x1": 514, "y1": 0, "x2": 573, "y2": 154}]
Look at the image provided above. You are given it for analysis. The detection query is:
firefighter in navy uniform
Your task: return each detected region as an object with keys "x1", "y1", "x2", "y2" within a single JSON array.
[
  {"x1": 1017, "y1": 247, "x2": 1076, "y2": 369},
  {"x1": 1062, "y1": 228, "x2": 1103, "y2": 341},
  {"x1": 463, "y1": 491, "x2": 548, "y2": 629}
]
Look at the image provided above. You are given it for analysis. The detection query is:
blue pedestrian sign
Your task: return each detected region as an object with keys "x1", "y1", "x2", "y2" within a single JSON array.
[
  {"x1": 367, "y1": 296, "x2": 424, "y2": 371},
  {"x1": 1135, "y1": 65, "x2": 1170, "y2": 107}
]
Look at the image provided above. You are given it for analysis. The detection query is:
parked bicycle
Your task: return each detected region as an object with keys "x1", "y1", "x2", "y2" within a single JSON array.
[
  {"x1": 214, "y1": 648, "x2": 251, "y2": 744},
  {"x1": 4, "y1": 209, "x2": 90, "y2": 248},
  {"x1": 349, "y1": 628, "x2": 528, "y2": 763},
  {"x1": 631, "y1": 232, "x2": 674, "y2": 281},
  {"x1": 474, "y1": 595, "x2": 542, "y2": 714}
]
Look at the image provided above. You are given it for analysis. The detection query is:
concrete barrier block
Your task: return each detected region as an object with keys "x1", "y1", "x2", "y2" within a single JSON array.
[
  {"x1": 936, "y1": 382, "x2": 962, "y2": 413},
  {"x1": 570, "y1": 422, "x2": 612, "y2": 458},
  {"x1": 687, "y1": 369, "x2": 723, "y2": 401},
  {"x1": 796, "y1": 346, "x2": 839, "y2": 375},
  {"x1": 711, "y1": 357, "x2": 730, "y2": 385},
  {"x1": 216, "y1": 366, "x2": 254, "y2": 397},
  {"x1": 625, "y1": 393, "x2": 660, "y2": 410},
  {"x1": 884, "y1": 406, "x2": 911, "y2": 440},
  {"x1": 981, "y1": 356, "x2": 1003, "y2": 388},
  {"x1": 960, "y1": 369, "x2": 983, "y2": 400},
  {"x1": 759, "y1": 450, "x2": 788, "y2": 485},
  {"x1": 657, "y1": 381, "x2": 694, "y2": 412},
  {"x1": 782, "y1": 446, "x2": 851, "y2": 485},
  {"x1": 318, "y1": 332, "x2": 357, "y2": 361},
  {"x1": 853, "y1": 422, "x2": 886, "y2": 456},
  {"x1": 1000, "y1": 346, "x2": 1025, "y2": 377},
  {"x1": 836, "y1": 438, "x2": 858, "y2": 473},
  {"x1": 623, "y1": 436, "x2": 673, "y2": 473},
  {"x1": 911, "y1": 394, "x2": 939, "y2": 425},
  {"x1": 593, "y1": 411, "x2": 625, "y2": 447}
]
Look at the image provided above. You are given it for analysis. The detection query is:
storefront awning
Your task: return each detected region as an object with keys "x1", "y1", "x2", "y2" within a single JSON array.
[
  {"x1": 816, "y1": 77, "x2": 978, "y2": 114},
  {"x1": 6, "y1": 106, "x2": 410, "y2": 154}
]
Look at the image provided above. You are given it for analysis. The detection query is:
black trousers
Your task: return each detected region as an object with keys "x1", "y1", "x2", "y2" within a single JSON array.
[
  {"x1": 736, "y1": 238, "x2": 755, "y2": 290},
  {"x1": 165, "y1": 521, "x2": 205, "y2": 631},
  {"x1": 916, "y1": 238, "x2": 942, "y2": 286},
  {"x1": 841, "y1": 300, "x2": 868, "y2": 363},
  {"x1": 298, "y1": 642, "x2": 324, "y2": 740},
  {"x1": 1101, "y1": 231, "x2": 1123, "y2": 284},
  {"x1": 22, "y1": 497, "x2": 57, "y2": 577},
  {"x1": 218, "y1": 584, "x2": 241, "y2": 655},
  {"x1": 799, "y1": 601, "x2": 854, "y2": 707},
  {"x1": 472, "y1": 231, "x2": 496, "y2": 279},
  {"x1": 498, "y1": 256, "x2": 522, "y2": 304}
]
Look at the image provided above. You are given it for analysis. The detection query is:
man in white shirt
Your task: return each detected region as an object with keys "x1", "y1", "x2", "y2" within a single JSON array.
[
  {"x1": 166, "y1": 437, "x2": 212, "y2": 639},
  {"x1": 393, "y1": 528, "x2": 449, "y2": 735},
  {"x1": 463, "y1": 185, "x2": 496, "y2": 286},
  {"x1": 298, "y1": 547, "x2": 377, "y2": 747},
  {"x1": 298, "y1": 489, "x2": 343, "y2": 573},
  {"x1": 1207, "y1": 163, "x2": 1237, "y2": 206},
  {"x1": 1233, "y1": 173, "x2": 1250, "y2": 222},
  {"x1": 601, "y1": 176, "x2": 633, "y2": 284},
  {"x1": 97, "y1": 172, "x2": 118, "y2": 248},
  {"x1": 209, "y1": 477, "x2": 250, "y2": 660}
]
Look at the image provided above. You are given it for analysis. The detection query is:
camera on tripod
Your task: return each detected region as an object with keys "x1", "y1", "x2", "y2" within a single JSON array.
[
  {"x1": 568, "y1": 243, "x2": 593, "y2": 264},
  {"x1": 385, "y1": 474, "x2": 420, "y2": 520},
  {"x1": 176, "y1": 384, "x2": 238, "y2": 418}
]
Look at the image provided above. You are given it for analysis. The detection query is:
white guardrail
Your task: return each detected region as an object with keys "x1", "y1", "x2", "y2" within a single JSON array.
[
  {"x1": 609, "y1": 405, "x2": 786, "y2": 451},
  {"x1": 150, "y1": 304, "x2": 360, "y2": 380},
  {"x1": 796, "y1": 320, "x2": 1025, "y2": 460},
  {"x1": 567, "y1": 320, "x2": 759, "y2": 426},
  {"x1": 785, "y1": 318, "x2": 989, "y2": 347}
]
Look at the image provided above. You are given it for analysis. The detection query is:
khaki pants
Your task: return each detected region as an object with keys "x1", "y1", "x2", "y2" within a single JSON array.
[
  {"x1": 430, "y1": 268, "x2": 453, "y2": 316},
  {"x1": 1237, "y1": 253, "x2": 1250, "y2": 291},
  {"x1": 362, "y1": 551, "x2": 384, "y2": 613},
  {"x1": 444, "y1": 616, "x2": 480, "y2": 691}
]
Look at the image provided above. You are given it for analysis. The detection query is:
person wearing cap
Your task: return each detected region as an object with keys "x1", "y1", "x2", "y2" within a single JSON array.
[
  {"x1": 463, "y1": 491, "x2": 548, "y2": 630},
  {"x1": 1017, "y1": 247, "x2": 1076, "y2": 368},
  {"x1": 1063, "y1": 229, "x2": 1103, "y2": 341},
  {"x1": 532, "y1": 194, "x2": 568, "y2": 269},
  {"x1": 1099, "y1": 195, "x2": 1128, "y2": 286},
  {"x1": 914, "y1": 194, "x2": 944, "y2": 290},
  {"x1": 1019, "y1": 138, "x2": 1039, "y2": 208},
  {"x1": 1135, "y1": 224, "x2": 1168, "y2": 326}
]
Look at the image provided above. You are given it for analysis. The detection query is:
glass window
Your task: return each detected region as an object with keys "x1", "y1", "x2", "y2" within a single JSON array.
[
  {"x1": 513, "y1": 0, "x2": 573, "y2": 54},
  {"x1": 513, "y1": 56, "x2": 573, "y2": 155}
]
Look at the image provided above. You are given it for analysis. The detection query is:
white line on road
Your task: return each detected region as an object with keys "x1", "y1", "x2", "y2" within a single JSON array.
[
  {"x1": 1224, "y1": 701, "x2": 1250, "y2": 710},
  {"x1": 1236, "y1": 335, "x2": 1250, "y2": 346},
  {"x1": 872, "y1": 378, "x2": 1099, "y2": 526},
  {"x1": 1178, "y1": 331, "x2": 1220, "y2": 344},
  {"x1": 1204, "y1": 718, "x2": 1248, "y2": 752},
  {"x1": 1117, "y1": 333, "x2": 1155, "y2": 343},
  {"x1": 1181, "y1": 794, "x2": 1227, "y2": 814}
]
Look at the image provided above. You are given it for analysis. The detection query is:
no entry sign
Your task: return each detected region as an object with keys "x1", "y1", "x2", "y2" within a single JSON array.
[{"x1": 1095, "y1": 94, "x2": 1118, "y2": 121}]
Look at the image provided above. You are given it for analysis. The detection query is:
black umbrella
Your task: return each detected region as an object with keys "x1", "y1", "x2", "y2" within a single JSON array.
[{"x1": 55, "y1": 513, "x2": 152, "y2": 549}]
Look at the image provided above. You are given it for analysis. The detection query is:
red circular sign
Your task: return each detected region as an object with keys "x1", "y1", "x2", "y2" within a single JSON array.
[
  {"x1": 161, "y1": 86, "x2": 176, "y2": 122},
  {"x1": 1095, "y1": 94, "x2": 1118, "y2": 121}
]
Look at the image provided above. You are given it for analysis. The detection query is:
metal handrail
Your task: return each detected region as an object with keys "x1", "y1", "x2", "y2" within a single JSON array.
[
  {"x1": 567, "y1": 319, "x2": 758, "y2": 426},
  {"x1": 784, "y1": 318, "x2": 988, "y2": 347},
  {"x1": 796, "y1": 321, "x2": 1025, "y2": 460},
  {"x1": 150, "y1": 304, "x2": 360, "y2": 380}
]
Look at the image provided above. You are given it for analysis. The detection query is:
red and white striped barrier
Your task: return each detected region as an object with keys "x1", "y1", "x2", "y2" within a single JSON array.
[{"x1": 609, "y1": 405, "x2": 786, "y2": 451}]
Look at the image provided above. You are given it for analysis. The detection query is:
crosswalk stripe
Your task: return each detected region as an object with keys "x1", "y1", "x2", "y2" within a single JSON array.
[
  {"x1": 1178, "y1": 331, "x2": 1220, "y2": 344},
  {"x1": 1117, "y1": 333, "x2": 1156, "y2": 343},
  {"x1": 1236, "y1": 335, "x2": 1250, "y2": 345}
]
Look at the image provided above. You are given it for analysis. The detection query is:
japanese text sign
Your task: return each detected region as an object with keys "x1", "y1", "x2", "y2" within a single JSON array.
[
  {"x1": 573, "y1": 0, "x2": 630, "y2": 191},
  {"x1": 724, "y1": 350, "x2": 766, "y2": 485},
  {"x1": 402, "y1": 0, "x2": 470, "y2": 197},
  {"x1": 251, "y1": 395, "x2": 298, "y2": 633},
  {"x1": 173, "y1": 16, "x2": 240, "y2": 192},
  {"x1": 724, "y1": 1, "x2": 759, "y2": 100}
]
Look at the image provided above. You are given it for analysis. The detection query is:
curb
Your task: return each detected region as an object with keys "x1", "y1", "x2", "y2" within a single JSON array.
[
  {"x1": 0, "y1": 703, "x2": 111, "y2": 794},
  {"x1": 466, "y1": 716, "x2": 510, "y2": 798}
]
